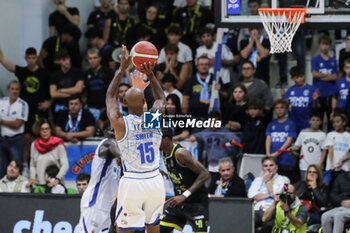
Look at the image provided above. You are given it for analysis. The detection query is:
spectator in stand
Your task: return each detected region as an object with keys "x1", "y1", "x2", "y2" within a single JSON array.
[
  {"x1": 38, "y1": 24, "x2": 82, "y2": 72},
  {"x1": 135, "y1": 5, "x2": 166, "y2": 51},
  {"x1": 0, "y1": 160, "x2": 30, "y2": 193},
  {"x1": 76, "y1": 173, "x2": 90, "y2": 195},
  {"x1": 332, "y1": 58, "x2": 350, "y2": 114},
  {"x1": 240, "y1": 28, "x2": 270, "y2": 85},
  {"x1": 27, "y1": 118, "x2": 68, "y2": 188},
  {"x1": 248, "y1": 156, "x2": 290, "y2": 232},
  {"x1": 189, "y1": 112, "x2": 241, "y2": 190},
  {"x1": 290, "y1": 112, "x2": 327, "y2": 178},
  {"x1": 195, "y1": 27, "x2": 238, "y2": 86},
  {"x1": 338, "y1": 33, "x2": 350, "y2": 77},
  {"x1": 84, "y1": 48, "x2": 114, "y2": 122},
  {"x1": 241, "y1": 98, "x2": 272, "y2": 154},
  {"x1": 311, "y1": 35, "x2": 338, "y2": 131},
  {"x1": 156, "y1": 43, "x2": 190, "y2": 90},
  {"x1": 55, "y1": 95, "x2": 95, "y2": 143},
  {"x1": 210, "y1": 157, "x2": 246, "y2": 197},
  {"x1": 323, "y1": 113, "x2": 350, "y2": 188},
  {"x1": 163, "y1": 94, "x2": 190, "y2": 141},
  {"x1": 294, "y1": 165, "x2": 328, "y2": 226},
  {"x1": 161, "y1": 74, "x2": 183, "y2": 103},
  {"x1": 0, "y1": 81, "x2": 28, "y2": 178},
  {"x1": 117, "y1": 83, "x2": 130, "y2": 116},
  {"x1": 281, "y1": 66, "x2": 320, "y2": 133},
  {"x1": 44, "y1": 165, "x2": 66, "y2": 194},
  {"x1": 0, "y1": 47, "x2": 51, "y2": 176},
  {"x1": 239, "y1": 60, "x2": 273, "y2": 110},
  {"x1": 266, "y1": 99, "x2": 297, "y2": 183},
  {"x1": 182, "y1": 55, "x2": 227, "y2": 119},
  {"x1": 157, "y1": 24, "x2": 193, "y2": 90},
  {"x1": 321, "y1": 163, "x2": 350, "y2": 233},
  {"x1": 85, "y1": 27, "x2": 116, "y2": 71},
  {"x1": 224, "y1": 84, "x2": 248, "y2": 132},
  {"x1": 49, "y1": 0, "x2": 80, "y2": 36},
  {"x1": 103, "y1": 0, "x2": 135, "y2": 49},
  {"x1": 50, "y1": 49, "x2": 84, "y2": 112},
  {"x1": 248, "y1": 0, "x2": 260, "y2": 15},
  {"x1": 172, "y1": 0, "x2": 214, "y2": 53},
  {"x1": 87, "y1": 0, "x2": 115, "y2": 32}
]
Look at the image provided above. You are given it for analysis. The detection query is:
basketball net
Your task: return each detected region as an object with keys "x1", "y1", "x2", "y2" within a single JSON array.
[{"x1": 259, "y1": 8, "x2": 306, "y2": 53}]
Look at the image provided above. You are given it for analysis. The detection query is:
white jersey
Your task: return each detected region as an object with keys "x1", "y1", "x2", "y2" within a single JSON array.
[
  {"x1": 323, "y1": 131, "x2": 350, "y2": 171},
  {"x1": 80, "y1": 138, "x2": 121, "y2": 211},
  {"x1": 294, "y1": 129, "x2": 326, "y2": 171},
  {"x1": 0, "y1": 97, "x2": 28, "y2": 136},
  {"x1": 157, "y1": 42, "x2": 193, "y2": 64},
  {"x1": 117, "y1": 114, "x2": 162, "y2": 174}
]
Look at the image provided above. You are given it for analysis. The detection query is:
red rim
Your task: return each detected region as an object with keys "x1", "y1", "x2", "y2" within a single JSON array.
[{"x1": 258, "y1": 8, "x2": 306, "y2": 23}]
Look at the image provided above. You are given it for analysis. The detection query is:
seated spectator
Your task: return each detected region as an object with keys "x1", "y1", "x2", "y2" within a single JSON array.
[
  {"x1": 117, "y1": 83, "x2": 130, "y2": 116},
  {"x1": 49, "y1": 0, "x2": 80, "y2": 36},
  {"x1": 157, "y1": 24, "x2": 193, "y2": 90},
  {"x1": 195, "y1": 27, "x2": 237, "y2": 85},
  {"x1": 87, "y1": 0, "x2": 115, "y2": 32},
  {"x1": 210, "y1": 157, "x2": 246, "y2": 197},
  {"x1": 262, "y1": 184, "x2": 309, "y2": 233},
  {"x1": 248, "y1": 156, "x2": 290, "y2": 232},
  {"x1": 281, "y1": 66, "x2": 319, "y2": 133},
  {"x1": 0, "y1": 81, "x2": 29, "y2": 178},
  {"x1": 338, "y1": 32, "x2": 350, "y2": 77},
  {"x1": 323, "y1": 113, "x2": 350, "y2": 187},
  {"x1": 85, "y1": 27, "x2": 116, "y2": 70},
  {"x1": 241, "y1": 98, "x2": 271, "y2": 154},
  {"x1": 224, "y1": 84, "x2": 248, "y2": 132},
  {"x1": 189, "y1": 112, "x2": 241, "y2": 189},
  {"x1": 266, "y1": 99, "x2": 297, "y2": 183},
  {"x1": 0, "y1": 160, "x2": 30, "y2": 193},
  {"x1": 294, "y1": 165, "x2": 328, "y2": 226},
  {"x1": 27, "y1": 118, "x2": 68, "y2": 187},
  {"x1": 156, "y1": 43, "x2": 190, "y2": 90},
  {"x1": 55, "y1": 95, "x2": 96, "y2": 143},
  {"x1": 239, "y1": 60, "x2": 273, "y2": 110},
  {"x1": 38, "y1": 24, "x2": 82, "y2": 72},
  {"x1": 290, "y1": 112, "x2": 326, "y2": 178},
  {"x1": 44, "y1": 165, "x2": 66, "y2": 194},
  {"x1": 321, "y1": 164, "x2": 350, "y2": 233},
  {"x1": 50, "y1": 49, "x2": 84, "y2": 112},
  {"x1": 84, "y1": 48, "x2": 114, "y2": 122},
  {"x1": 332, "y1": 58, "x2": 350, "y2": 113},
  {"x1": 76, "y1": 173, "x2": 90, "y2": 195},
  {"x1": 240, "y1": 28, "x2": 270, "y2": 85},
  {"x1": 161, "y1": 74, "x2": 183, "y2": 103}
]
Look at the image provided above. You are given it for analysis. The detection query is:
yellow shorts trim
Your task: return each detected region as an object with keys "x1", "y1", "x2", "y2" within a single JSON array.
[{"x1": 160, "y1": 221, "x2": 183, "y2": 231}]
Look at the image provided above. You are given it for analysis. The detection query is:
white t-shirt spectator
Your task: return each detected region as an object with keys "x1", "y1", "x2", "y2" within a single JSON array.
[
  {"x1": 157, "y1": 42, "x2": 193, "y2": 64},
  {"x1": 294, "y1": 129, "x2": 326, "y2": 171},
  {"x1": 248, "y1": 174, "x2": 290, "y2": 211},
  {"x1": 323, "y1": 131, "x2": 350, "y2": 171},
  {"x1": 0, "y1": 97, "x2": 28, "y2": 137},
  {"x1": 195, "y1": 41, "x2": 234, "y2": 84}
]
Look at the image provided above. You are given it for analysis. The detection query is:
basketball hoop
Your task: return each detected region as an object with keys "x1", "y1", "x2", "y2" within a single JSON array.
[{"x1": 258, "y1": 8, "x2": 306, "y2": 53}]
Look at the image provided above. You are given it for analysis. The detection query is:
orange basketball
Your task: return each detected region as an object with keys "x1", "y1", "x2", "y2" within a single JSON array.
[{"x1": 130, "y1": 41, "x2": 158, "y2": 70}]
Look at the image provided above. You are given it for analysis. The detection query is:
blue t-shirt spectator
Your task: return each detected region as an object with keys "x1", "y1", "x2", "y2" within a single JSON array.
[
  {"x1": 311, "y1": 55, "x2": 337, "y2": 97},
  {"x1": 334, "y1": 77, "x2": 350, "y2": 108},
  {"x1": 284, "y1": 84, "x2": 317, "y2": 132},
  {"x1": 266, "y1": 119, "x2": 296, "y2": 166}
]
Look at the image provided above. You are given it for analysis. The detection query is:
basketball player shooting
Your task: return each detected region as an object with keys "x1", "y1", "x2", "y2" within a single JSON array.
[{"x1": 106, "y1": 45, "x2": 166, "y2": 233}]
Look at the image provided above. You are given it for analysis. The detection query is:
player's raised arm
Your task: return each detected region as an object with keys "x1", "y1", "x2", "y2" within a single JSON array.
[
  {"x1": 140, "y1": 62, "x2": 166, "y2": 113},
  {"x1": 106, "y1": 46, "x2": 131, "y2": 130}
]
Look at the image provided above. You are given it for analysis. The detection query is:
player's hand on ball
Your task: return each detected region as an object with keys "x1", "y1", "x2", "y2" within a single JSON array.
[
  {"x1": 139, "y1": 61, "x2": 156, "y2": 76},
  {"x1": 119, "y1": 45, "x2": 132, "y2": 72},
  {"x1": 166, "y1": 195, "x2": 186, "y2": 208},
  {"x1": 131, "y1": 70, "x2": 150, "y2": 91}
]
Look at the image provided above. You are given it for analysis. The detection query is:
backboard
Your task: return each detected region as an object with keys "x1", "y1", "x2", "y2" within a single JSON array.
[{"x1": 215, "y1": 0, "x2": 350, "y2": 29}]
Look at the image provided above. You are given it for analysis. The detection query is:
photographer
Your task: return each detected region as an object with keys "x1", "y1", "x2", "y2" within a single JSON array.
[{"x1": 262, "y1": 184, "x2": 309, "y2": 233}]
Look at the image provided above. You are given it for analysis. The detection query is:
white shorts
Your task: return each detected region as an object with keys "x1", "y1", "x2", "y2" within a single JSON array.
[
  {"x1": 115, "y1": 170, "x2": 165, "y2": 231},
  {"x1": 79, "y1": 207, "x2": 110, "y2": 233}
]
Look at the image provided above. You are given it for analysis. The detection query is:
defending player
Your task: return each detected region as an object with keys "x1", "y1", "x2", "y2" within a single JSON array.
[
  {"x1": 79, "y1": 126, "x2": 122, "y2": 233},
  {"x1": 159, "y1": 128, "x2": 210, "y2": 233},
  {"x1": 106, "y1": 45, "x2": 166, "y2": 233}
]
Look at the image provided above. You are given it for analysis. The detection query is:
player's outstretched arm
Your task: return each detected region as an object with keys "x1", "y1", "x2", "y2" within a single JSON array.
[
  {"x1": 99, "y1": 138, "x2": 120, "y2": 160},
  {"x1": 140, "y1": 62, "x2": 166, "y2": 113}
]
